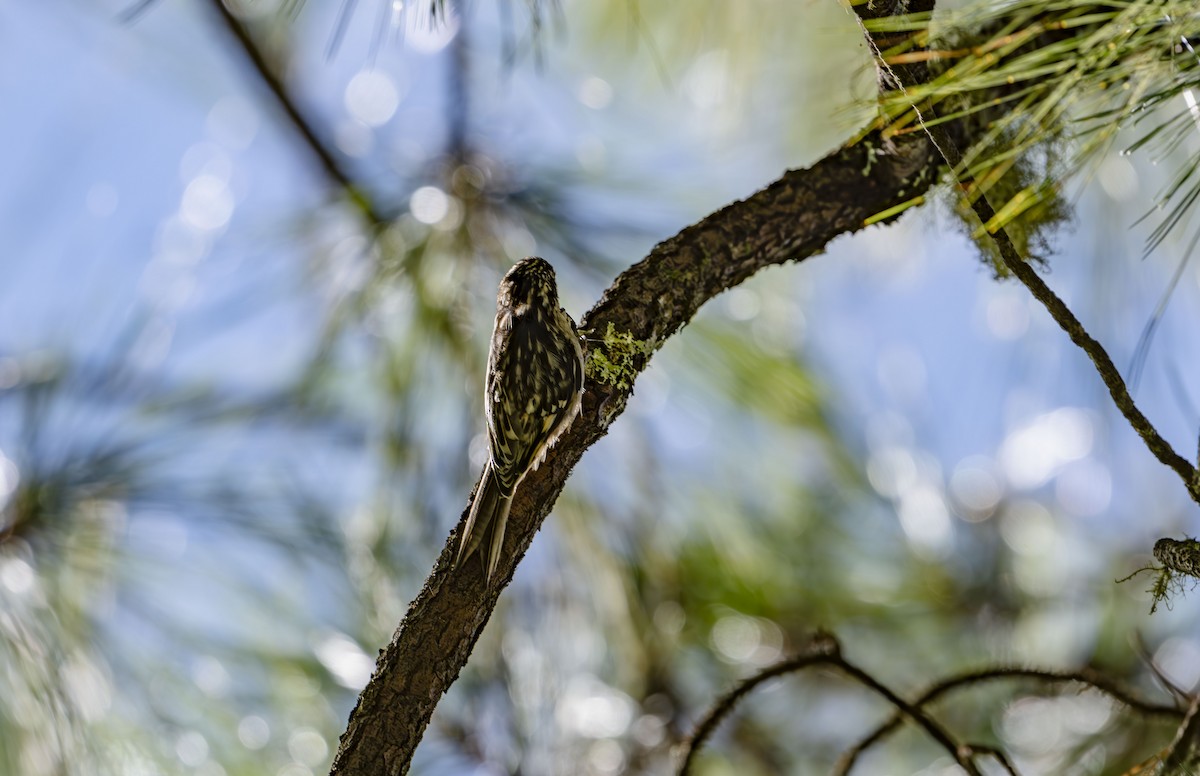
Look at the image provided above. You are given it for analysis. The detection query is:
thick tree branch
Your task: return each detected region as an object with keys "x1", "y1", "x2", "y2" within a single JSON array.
[
  {"x1": 327, "y1": 112, "x2": 946, "y2": 776},
  {"x1": 202, "y1": 0, "x2": 391, "y2": 227}
]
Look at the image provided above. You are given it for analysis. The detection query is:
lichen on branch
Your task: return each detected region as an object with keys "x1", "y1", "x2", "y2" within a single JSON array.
[{"x1": 584, "y1": 322, "x2": 654, "y2": 392}]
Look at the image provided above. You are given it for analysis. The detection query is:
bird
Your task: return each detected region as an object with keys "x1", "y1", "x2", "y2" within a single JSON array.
[{"x1": 456, "y1": 257, "x2": 585, "y2": 582}]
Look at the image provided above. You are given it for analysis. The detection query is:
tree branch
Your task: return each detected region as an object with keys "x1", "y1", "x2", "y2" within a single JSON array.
[
  {"x1": 834, "y1": 666, "x2": 1183, "y2": 775},
  {"x1": 1162, "y1": 694, "x2": 1200, "y2": 774},
  {"x1": 201, "y1": 0, "x2": 391, "y2": 227},
  {"x1": 676, "y1": 634, "x2": 984, "y2": 776},
  {"x1": 326, "y1": 108, "x2": 947, "y2": 776}
]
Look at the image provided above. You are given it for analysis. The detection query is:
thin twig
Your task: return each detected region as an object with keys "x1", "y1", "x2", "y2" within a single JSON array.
[
  {"x1": 1162, "y1": 694, "x2": 1200, "y2": 772},
  {"x1": 677, "y1": 635, "x2": 983, "y2": 776},
  {"x1": 202, "y1": 0, "x2": 391, "y2": 227},
  {"x1": 834, "y1": 666, "x2": 1183, "y2": 775},
  {"x1": 1133, "y1": 631, "x2": 1193, "y2": 705},
  {"x1": 981, "y1": 224, "x2": 1197, "y2": 496},
  {"x1": 117, "y1": 0, "x2": 160, "y2": 24},
  {"x1": 677, "y1": 636, "x2": 839, "y2": 775},
  {"x1": 973, "y1": 745, "x2": 1020, "y2": 776}
]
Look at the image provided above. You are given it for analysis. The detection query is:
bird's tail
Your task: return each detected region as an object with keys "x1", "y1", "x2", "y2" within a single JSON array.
[{"x1": 455, "y1": 462, "x2": 513, "y2": 582}]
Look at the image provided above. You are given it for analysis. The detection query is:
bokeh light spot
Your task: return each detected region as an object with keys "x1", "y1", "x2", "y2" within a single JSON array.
[
  {"x1": 711, "y1": 613, "x2": 783, "y2": 666},
  {"x1": 712, "y1": 614, "x2": 759, "y2": 663},
  {"x1": 999, "y1": 407, "x2": 1093, "y2": 489},
  {"x1": 725, "y1": 288, "x2": 761, "y2": 321},
  {"x1": 179, "y1": 142, "x2": 233, "y2": 184},
  {"x1": 409, "y1": 186, "x2": 449, "y2": 224},
  {"x1": 63, "y1": 654, "x2": 112, "y2": 722},
  {"x1": 1001, "y1": 697, "x2": 1064, "y2": 756},
  {"x1": 154, "y1": 215, "x2": 212, "y2": 266},
  {"x1": 181, "y1": 174, "x2": 234, "y2": 232},
  {"x1": 897, "y1": 484, "x2": 953, "y2": 555},
  {"x1": 1153, "y1": 638, "x2": 1200, "y2": 691},
  {"x1": 287, "y1": 728, "x2": 328, "y2": 768},
  {"x1": 175, "y1": 731, "x2": 209, "y2": 767},
  {"x1": 683, "y1": 50, "x2": 729, "y2": 111},
  {"x1": 431, "y1": 196, "x2": 462, "y2": 231},
  {"x1": 313, "y1": 631, "x2": 373, "y2": 690},
  {"x1": 866, "y1": 446, "x2": 917, "y2": 499},
  {"x1": 345, "y1": 70, "x2": 401, "y2": 128},
  {"x1": 334, "y1": 119, "x2": 374, "y2": 158},
  {"x1": 0, "y1": 450, "x2": 19, "y2": 502},
  {"x1": 950, "y1": 456, "x2": 1002, "y2": 520},
  {"x1": 556, "y1": 676, "x2": 634, "y2": 738},
  {"x1": 467, "y1": 432, "x2": 489, "y2": 469},
  {"x1": 0, "y1": 556, "x2": 34, "y2": 595},
  {"x1": 999, "y1": 500, "x2": 1056, "y2": 556},
  {"x1": 632, "y1": 714, "x2": 665, "y2": 747},
  {"x1": 275, "y1": 764, "x2": 312, "y2": 776},
  {"x1": 192, "y1": 656, "x2": 232, "y2": 698},
  {"x1": 588, "y1": 739, "x2": 625, "y2": 774},
  {"x1": 578, "y1": 76, "x2": 613, "y2": 109},
  {"x1": 237, "y1": 716, "x2": 271, "y2": 750},
  {"x1": 1062, "y1": 691, "x2": 1114, "y2": 735}
]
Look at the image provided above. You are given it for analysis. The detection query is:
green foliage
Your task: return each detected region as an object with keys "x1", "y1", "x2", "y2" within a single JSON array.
[
  {"x1": 946, "y1": 132, "x2": 1074, "y2": 273},
  {"x1": 865, "y1": 1, "x2": 1200, "y2": 266},
  {"x1": 690, "y1": 324, "x2": 823, "y2": 427}
]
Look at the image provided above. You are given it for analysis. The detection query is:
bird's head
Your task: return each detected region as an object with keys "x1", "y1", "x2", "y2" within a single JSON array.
[{"x1": 499, "y1": 257, "x2": 559, "y2": 313}]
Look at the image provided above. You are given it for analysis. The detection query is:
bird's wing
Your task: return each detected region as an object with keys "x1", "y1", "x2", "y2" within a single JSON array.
[{"x1": 486, "y1": 313, "x2": 579, "y2": 494}]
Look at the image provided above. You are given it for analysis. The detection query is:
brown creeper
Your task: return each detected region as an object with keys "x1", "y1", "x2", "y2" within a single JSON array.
[{"x1": 456, "y1": 257, "x2": 585, "y2": 581}]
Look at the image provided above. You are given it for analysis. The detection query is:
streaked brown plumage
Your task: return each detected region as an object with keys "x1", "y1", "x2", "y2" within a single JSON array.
[{"x1": 456, "y1": 257, "x2": 584, "y2": 581}]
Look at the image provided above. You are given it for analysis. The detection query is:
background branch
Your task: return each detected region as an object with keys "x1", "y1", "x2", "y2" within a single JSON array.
[
  {"x1": 834, "y1": 666, "x2": 1184, "y2": 775},
  {"x1": 202, "y1": 0, "x2": 391, "y2": 227},
  {"x1": 676, "y1": 634, "x2": 982, "y2": 776},
  {"x1": 1162, "y1": 695, "x2": 1200, "y2": 773}
]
